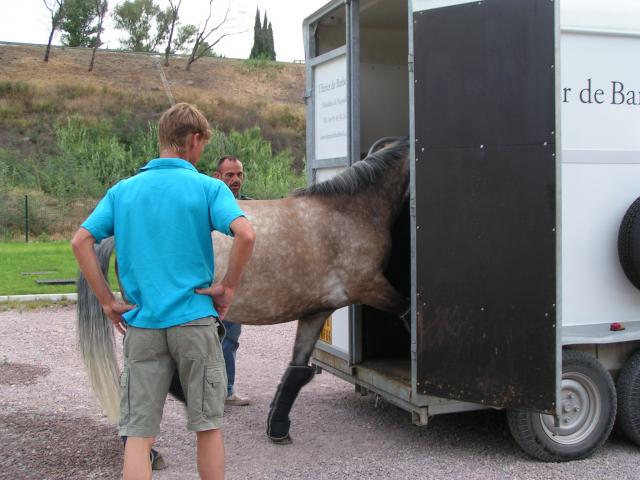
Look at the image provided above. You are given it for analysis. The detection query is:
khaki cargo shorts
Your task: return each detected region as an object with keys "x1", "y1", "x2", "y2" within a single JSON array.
[{"x1": 118, "y1": 317, "x2": 227, "y2": 438}]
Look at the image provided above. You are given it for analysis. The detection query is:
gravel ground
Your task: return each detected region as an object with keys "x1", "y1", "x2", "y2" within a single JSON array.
[{"x1": 1, "y1": 306, "x2": 639, "y2": 480}]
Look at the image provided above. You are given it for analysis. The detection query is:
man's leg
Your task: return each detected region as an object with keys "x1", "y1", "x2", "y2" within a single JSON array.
[
  {"x1": 123, "y1": 437, "x2": 155, "y2": 480},
  {"x1": 119, "y1": 326, "x2": 173, "y2": 479},
  {"x1": 222, "y1": 321, "x2": 250, "y2": 405},
  {"x1": 196, "y1": 429, "x2": 225, "y2": 480},
  {"x1": 168, "y1": 317, "x2": 226, "y2": 478},
  {"x1": 121, "y1": 436, "x2": 166, "y2": 471},
  {"x1": 221, "y1": 320, "x2": 241, "y2": 397}
]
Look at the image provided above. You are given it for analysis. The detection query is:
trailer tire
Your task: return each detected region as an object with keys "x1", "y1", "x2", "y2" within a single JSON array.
[
  {"x1": 616, "y1": 350, "x2": 640, "y2": 446},
  {"x1": 618, "y1": 196, "x2": 640, "y2": 290},
  {"x1": 507, "y1": 350, "x2": 616, "y2": 462}
]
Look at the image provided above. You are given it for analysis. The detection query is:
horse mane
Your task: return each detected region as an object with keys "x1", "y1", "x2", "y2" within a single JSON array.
[{"x1": 293, "y1": 137, "x2": 409, "y2": 197}]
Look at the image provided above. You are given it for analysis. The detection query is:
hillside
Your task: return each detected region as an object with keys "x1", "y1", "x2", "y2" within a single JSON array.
[
  {"x1": 0, "y1": 44, "x2": 308, "y2": 239},
  {"x1": 0, "y1": 44, "x2": 307, "y2": 162}
]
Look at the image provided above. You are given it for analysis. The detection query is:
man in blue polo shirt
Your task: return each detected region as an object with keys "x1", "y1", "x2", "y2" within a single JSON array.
[{"x1": 72, "y1": 103, "x2": 255, "y2": 480}]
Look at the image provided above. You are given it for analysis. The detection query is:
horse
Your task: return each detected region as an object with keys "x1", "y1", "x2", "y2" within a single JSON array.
[{"x1": 76, "y1": 138, "x2": 410, "y2": 445}]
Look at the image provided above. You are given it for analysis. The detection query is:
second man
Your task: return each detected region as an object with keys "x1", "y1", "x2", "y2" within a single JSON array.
[{"x1": 213, "y1": 155, "x2": 252, "y2": 406}]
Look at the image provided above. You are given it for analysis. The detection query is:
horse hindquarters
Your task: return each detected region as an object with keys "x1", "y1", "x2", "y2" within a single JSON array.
[{"x1": 267, "y1": 311, "x2": 332, "y2": 443}]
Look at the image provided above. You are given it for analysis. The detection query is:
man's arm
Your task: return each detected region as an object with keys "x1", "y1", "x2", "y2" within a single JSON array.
[
  {"x1": 71, "y1": 228, "x2": 134, "y2": 334},
  {"x1": 196, "y1": 216, "x2": 255, "y2": 320}
]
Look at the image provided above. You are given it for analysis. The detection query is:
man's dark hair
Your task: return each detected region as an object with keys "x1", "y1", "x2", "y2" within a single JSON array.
[{"x1": 216, "y1": 155, "x2": 241, "y2": 172}]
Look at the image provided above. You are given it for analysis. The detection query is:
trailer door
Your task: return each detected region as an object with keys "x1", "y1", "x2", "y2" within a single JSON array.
[{"x1": 412, "y1": 0, "x2": 558, "y2": 413}]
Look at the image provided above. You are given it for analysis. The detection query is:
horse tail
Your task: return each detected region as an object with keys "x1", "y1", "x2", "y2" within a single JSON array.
[{"x1": 76, "y1": 236, "x2": 120, "y2": 423}]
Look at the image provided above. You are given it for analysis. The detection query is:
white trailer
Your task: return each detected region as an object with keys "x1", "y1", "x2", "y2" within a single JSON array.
[{"x1": 304, "y1": 0, "x2": 640, "y2": 461}]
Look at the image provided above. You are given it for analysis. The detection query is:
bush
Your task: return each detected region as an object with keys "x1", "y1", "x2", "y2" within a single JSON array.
[
  {"x1": 197, "y1": 127, "x2": 304, "y2": 199},
  {"x1": 0, "y1": 81, "x2": 32, "y2": 99},
  {"x1": 0, "y1": 115, "x2": 305, "y2": 240},
  {"x1": 241, "y1": 57, "x2": 283, "y2": 73}
]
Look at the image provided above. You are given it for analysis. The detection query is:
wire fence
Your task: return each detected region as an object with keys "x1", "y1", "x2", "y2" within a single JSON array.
[{"x1": 0, "y1": 193, "x2": 97, "y2": 242}]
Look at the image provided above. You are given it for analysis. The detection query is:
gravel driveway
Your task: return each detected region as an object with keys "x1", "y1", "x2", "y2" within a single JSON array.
[{"x1": 1, "y1": 305, "x2": 639, "y2": 479}]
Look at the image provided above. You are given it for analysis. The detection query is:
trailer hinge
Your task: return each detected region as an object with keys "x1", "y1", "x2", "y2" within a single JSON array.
[
  {"x1": 302, "y1": 88, "x2": 312, "y2": 104},
  {"x1": 408, "y1": 53, "x2": 414, "y2": 73}
]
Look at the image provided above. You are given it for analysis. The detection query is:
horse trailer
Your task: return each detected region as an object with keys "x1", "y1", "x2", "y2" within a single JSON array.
[{"x1": 304, "y1": 0, "x2": 640, "y2": 461}]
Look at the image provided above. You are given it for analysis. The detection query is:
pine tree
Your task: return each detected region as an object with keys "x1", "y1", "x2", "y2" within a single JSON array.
[
  {"x1": 267, "y1": 21, "x2": 275, "y2": 60},
  {"x1": 249, "y1": 7, "x2": 264, "y2": 59},
  {"x1": 249, "y1": 8, "x2": 276, "y2": 60}
]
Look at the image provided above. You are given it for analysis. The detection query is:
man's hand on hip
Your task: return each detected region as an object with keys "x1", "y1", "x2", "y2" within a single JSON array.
[
  {"x1": 196, "y1": 283, "x2": 235, "y2": 321},
  {"x1": 102, "y1": 300, "x2": 135, "y2": 335}
]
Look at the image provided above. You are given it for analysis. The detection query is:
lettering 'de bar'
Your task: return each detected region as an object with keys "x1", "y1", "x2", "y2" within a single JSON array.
[{"x1": 562, "y1": 78, "x2": 640, "y2": 105}]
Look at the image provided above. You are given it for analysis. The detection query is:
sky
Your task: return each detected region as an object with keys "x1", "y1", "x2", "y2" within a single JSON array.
[
  {"x1": 2, "y1": 0, "x2": 638, "y2": 62},
  {"x1": 0, "y1": 0, "x2": 330, "y2": 62}
]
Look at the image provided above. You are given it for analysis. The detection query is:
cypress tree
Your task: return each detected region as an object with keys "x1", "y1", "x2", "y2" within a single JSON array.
[
  {"x1": 249, "y1": 7, "x2": 263, "y2": 59},
  {"x1": 267, "y1": 21, "x2": 275, "y2": 60},
  {"x1": 249, "y1": 8, "x2": 275, "y2": 60}
]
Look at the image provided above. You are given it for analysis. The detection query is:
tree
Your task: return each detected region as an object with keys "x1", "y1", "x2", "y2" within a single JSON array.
[
  {"x1": 185, "y1": 0, "x2": 242, "y2": 71},
  {"x1": 43, "y1": 0, "x2": 65, "y2": 62},
  {"x1": 249, "y1": 8, "x2": 275, "y2": 60},
  {"x1": 266, "y1": 21, "x2": 275, "y2": 60},
  {"x1": 173, "y1": 24, "x2": 196, "y2": 54},
  {"x1": 88, "y1": 0, "x2": 108, "y2": 71},
  {"x1": 249, "y1": 7, "x2": 263, "y2": 59},
  {"x1": 59, "y1": 0, "x2": 99, "y2": 47},
  {"x1": 163, "y1": 0, "x2": 181, "y2": 66},
  {"x1": 112, "y1": 0, "x2": 168, "y2": 52}
]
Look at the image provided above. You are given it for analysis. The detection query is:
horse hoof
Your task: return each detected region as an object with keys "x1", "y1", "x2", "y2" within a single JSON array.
[
  {"x1": 269, "y1": 434, "x2": 292, "y2": 445},
  {"x1": 151, "y1": 449, "x2": 168, "y2": 470}
]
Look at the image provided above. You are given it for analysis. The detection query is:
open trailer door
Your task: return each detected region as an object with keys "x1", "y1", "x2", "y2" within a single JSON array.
[{"x1": 412, "y1": 0, "x2": 558, "y2": 413}]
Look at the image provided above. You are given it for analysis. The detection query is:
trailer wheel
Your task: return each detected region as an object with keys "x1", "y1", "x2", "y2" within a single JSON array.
[
  {"x1": 507, "y1": 350, "x2": 616, "y2": 462},
  {"x1": 616, "y1": 350, "x2": 640, "y2": 446},
  {"x1": 618, "y1": 196, "x2": 640, "y2": 290}
]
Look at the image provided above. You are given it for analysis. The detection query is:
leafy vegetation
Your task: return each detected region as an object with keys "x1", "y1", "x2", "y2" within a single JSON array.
[{"x1": 0, "y1": 111, "x2": 304, "y2": 239}]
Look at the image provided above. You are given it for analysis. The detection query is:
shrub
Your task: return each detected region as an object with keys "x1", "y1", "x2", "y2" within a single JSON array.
[
  {"x1": 0, "y1": 81, "x2": 32, "y2": 99},
  {"x1": 197, "y1": 127, "x2": 304, "y2": 199}
]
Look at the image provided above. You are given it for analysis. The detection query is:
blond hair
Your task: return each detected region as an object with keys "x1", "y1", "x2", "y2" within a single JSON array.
[{"x1": 158, "y1": 103, "x2": 212, "y2": 153}]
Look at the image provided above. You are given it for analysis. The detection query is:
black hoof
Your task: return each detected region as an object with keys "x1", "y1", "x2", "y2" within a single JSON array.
[{"x1": 268, "y1": 434, "x2": 292, "y2": 445}]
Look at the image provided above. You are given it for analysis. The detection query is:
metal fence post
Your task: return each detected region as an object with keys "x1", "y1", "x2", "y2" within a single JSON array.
[{"x1": 24, "y1": 194, "x2": 29, "y2": 243}]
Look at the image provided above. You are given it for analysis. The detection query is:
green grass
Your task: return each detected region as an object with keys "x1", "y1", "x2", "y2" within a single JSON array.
[{"x1": 0, "y1": 241, "x2": 117, "y2": 295}]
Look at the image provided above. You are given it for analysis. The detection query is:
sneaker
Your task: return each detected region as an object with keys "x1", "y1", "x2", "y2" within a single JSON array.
[
  {"x1": 225, "y1": 393, "x2": 251, "y2": 406},
  {"x1": 150, "y1": 448, "x2": 167, "y2": 471}
]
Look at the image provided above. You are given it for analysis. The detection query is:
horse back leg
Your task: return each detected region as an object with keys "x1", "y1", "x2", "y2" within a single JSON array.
[
  {"x1": 291, "y1": 311, "x2": 333, "y2": 366},
  {"x1": 267, "y1": 310, "x2": 333, "y2": 444}
]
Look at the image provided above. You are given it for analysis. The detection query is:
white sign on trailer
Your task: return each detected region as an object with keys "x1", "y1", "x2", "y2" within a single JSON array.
[
  {"x1": 313, "y1": 54, "x2": 348, "y2": 160},
  {"x1": 561, "y1": 33, "x2": 640, "y2": 152}
]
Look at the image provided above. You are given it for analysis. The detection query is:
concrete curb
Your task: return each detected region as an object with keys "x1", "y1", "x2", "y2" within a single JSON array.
[{"x1": 0, "y1": 293, "x2": 78, "y2": 303}]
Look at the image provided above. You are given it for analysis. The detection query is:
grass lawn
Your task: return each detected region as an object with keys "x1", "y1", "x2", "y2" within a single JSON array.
[{"x1": 0, "y1": 241, "x2": 117, "y2": 296}]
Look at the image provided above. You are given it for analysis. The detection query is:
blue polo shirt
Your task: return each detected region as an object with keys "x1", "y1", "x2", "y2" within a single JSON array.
[{"x1": 81, "y1": 158, "x2": 244, "y2": 328}]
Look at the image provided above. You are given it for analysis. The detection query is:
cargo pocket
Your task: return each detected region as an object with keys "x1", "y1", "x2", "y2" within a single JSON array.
[
  {"x1": 203, "y1": 363, "x2": 226, "y2": 420},
  {"x1": 119, "y1": 365, "x2": 130, "y2": 426}
]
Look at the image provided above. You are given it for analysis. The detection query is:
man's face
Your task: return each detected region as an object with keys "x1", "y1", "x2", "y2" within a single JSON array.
[{"x1": 214, "y1": 159, "x2": 244, "y2": 197}]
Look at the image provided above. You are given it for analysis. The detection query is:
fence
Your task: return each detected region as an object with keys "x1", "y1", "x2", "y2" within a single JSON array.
[{"x1": 0, "y1": 193, "x2": 97, "y2": 242}]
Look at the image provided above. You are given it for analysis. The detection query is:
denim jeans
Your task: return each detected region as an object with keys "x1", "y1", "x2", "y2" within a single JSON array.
[{"x1": 221, "y1": 320, "x2": 241, "y2": 397}]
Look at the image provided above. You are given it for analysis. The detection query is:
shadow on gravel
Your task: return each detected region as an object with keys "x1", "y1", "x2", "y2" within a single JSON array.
[
  {"x1": 345, "y1": 393, "x2": 520, "y2": 455},
  {"x1": 0, "y1": 362, "x2": 50, "y2": 385},
  {"x1": 0, "y1": 410, "x2": 121, "y2": 480}
]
